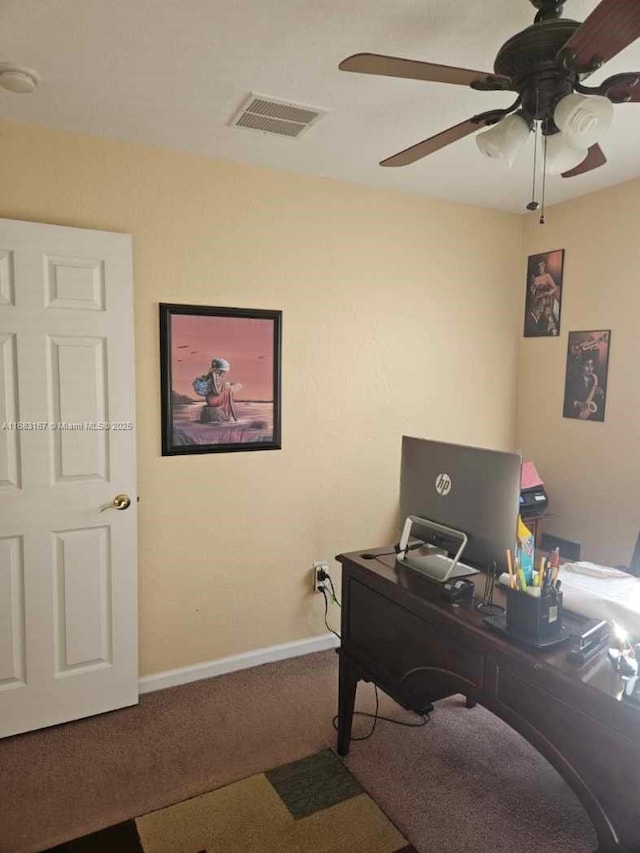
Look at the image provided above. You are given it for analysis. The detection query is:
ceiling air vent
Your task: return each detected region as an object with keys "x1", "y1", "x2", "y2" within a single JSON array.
[{"x1": 230, "y1": 94, "x2": 326, "y2": 139}]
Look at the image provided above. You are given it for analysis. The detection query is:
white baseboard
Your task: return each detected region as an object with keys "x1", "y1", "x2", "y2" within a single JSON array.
[{"x1": 139, "y1": 633, "x2": 340, "y2": 695}]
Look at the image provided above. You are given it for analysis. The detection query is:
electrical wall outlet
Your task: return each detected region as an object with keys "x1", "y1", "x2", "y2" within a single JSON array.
[{"x1": 313, "y1": 560, "x2": 329, "y2": 593}]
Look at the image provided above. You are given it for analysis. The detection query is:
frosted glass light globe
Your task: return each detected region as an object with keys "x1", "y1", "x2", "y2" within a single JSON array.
[{"x1": 554, "y1": 94, "x2": 613, "y2": 149}]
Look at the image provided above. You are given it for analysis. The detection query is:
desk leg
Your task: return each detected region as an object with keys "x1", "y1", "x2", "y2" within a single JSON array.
[
  {"x1": 337, "y1": 653, "x2": 358, "y2": 756},
  {"x1": 465, "y1": 696, "x2": 476, "y2": 708}
]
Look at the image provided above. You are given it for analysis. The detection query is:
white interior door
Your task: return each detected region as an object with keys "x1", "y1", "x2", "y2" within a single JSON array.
[{"x1": 0, "y1": 218, "x2": 138, "y2": 738}]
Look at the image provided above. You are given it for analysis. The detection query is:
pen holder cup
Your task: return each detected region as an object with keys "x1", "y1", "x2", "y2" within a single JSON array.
[{"x1": 506, "y1": 588, "x2": 563, "y2": 640}]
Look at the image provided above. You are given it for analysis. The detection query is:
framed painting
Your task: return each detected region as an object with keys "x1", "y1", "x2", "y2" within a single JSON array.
[
  {"x1": 523, "y1": 249, "x2": 564, "y2": 337},
  {"x1": 160, "y1": 303, "x2": 282, "y2": 455},
  {"x1": 562, "y1": 330, "x2": 611, "y2": 422}
]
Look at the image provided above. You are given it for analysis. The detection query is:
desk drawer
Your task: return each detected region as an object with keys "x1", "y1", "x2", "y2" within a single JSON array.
[{"x1": 347, "y1": 579, "x2": 484, "y2": 691}]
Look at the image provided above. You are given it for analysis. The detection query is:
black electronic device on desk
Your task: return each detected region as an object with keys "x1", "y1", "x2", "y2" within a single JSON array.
[
  {"x1": 520, "y1": 459, "x2": 548, "y2": 520},
  {"x1": 566, "y1": 619, "x2": 610, "y2": 666},
  {"x1": 484, "y1": 585, "x2": 569, "y2": 649},
  {"x1": 520, "y1": 485, "x2": 548, "y2": 519},
  {"x1": 440, "y1": 577, "x2": 475, "y2": 603}
]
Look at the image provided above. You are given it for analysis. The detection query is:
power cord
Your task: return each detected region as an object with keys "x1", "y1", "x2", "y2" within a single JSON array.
[
  {"x1": 331, "y1": 684, "x2": 431, "y2": 742},
  {"x1": 320, "y1": 587, "x2": 341, "y2": 641},
  {"x1": 316, "y1": 568, "x2": 431, "y2": 741},
  {"x1": 317, "y1": 562, "x2": 431, "y2": 743},
  {"x1": 360, "y1": 540, "x2": 426, "y2": 566},
  {"x1": 317, "y1": 566, "x2": 341, "y2": 608},
  {"x1": 326, "y1": 574, "x2": 341, "y2": 607}
]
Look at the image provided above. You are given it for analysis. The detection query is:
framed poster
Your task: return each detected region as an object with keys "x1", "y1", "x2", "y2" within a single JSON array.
[
  {"x1": 160, "y1": 303, "x2": 282, "y2": 455},
  {"x1": 562, "y1": 330, "x2": 611, "y2": 422},
  {"x1": 523, "y1": 249, "x2": 564, "y2": 337}
]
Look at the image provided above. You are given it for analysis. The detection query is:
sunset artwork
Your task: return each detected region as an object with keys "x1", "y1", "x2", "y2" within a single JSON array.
[{"x1": 160, "y1": 304, "x2": 282, "y2": 455}]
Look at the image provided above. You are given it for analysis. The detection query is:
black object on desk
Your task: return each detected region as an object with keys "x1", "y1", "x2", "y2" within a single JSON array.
[
  {"x1": 484, "y1": 585, "x2": 568, "y2": 649},
  {"x1": 520, "y1": 485, "x2": 548, "y2": 518},
  {"x1": 440, "y1": 577, "x2": 475, "y2": 603},
  {"x1": 566, "y1": 619, "x2": 610, "y2": 666},
  {"x1": 483, "y1": 610, "x2": 570, "y2": 649},
  {"x1": 476, "y1": 561, "x2": 503, "y2": 616},
  {"x1": 394, "y1": 553, "x2": 476, "y2": 603},
  {"x1": 484, "y1": 587, "x2": 569, "y2": 649},
  {"x1": 507, "y1": 587, "x2": 563, "y2": 640}
]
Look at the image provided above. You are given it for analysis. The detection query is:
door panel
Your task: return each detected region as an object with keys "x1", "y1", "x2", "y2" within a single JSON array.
[
  {"x1": 54, "y1": 526, "x2": 112, "y2": 672},
  {"x1": 0, "y1": 535, "x2": 25, "y2": 687},
  {"x1": 45, "y1": 255, "x2": 105, "y2": 311},
  {"x1": 0, "y1": 218, "x2": 138, "y2": 738},
  {"x1": 48, "y1": 335, "x2": 109, "y2": 481},
  {"x1": 0, "y1": 250, "x2": 15, "y2": 305},
  {"x1": 0, "y1": 334, "x2": 21, "y2": 489}
]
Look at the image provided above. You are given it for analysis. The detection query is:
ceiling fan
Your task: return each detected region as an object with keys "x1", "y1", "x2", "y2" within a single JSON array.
[{"x1": 339, "y1": 0, "x2": 640, "y2": 183}]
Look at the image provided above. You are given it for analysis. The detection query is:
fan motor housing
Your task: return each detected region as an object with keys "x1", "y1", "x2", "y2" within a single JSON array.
[{"x1": 494, "y1": 18, "x2": 582, "y2": 119}]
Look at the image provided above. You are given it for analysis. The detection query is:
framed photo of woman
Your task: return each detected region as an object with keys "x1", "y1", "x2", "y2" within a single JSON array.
[
  {"x1": 523, "y1": 249, "x2": 564, "y2": 337},
  {"x1": 159, "y1": 303, "x2": 282, "y2": 455}
]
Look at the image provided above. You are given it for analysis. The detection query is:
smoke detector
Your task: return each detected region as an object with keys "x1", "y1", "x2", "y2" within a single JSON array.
[{"x1": 0, "y1": 64, "x2": 40, "y2": 94}]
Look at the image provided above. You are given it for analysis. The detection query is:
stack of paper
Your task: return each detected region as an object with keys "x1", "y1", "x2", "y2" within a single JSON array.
[{"x1": 560, "y1": 562, "x2": 640, "y2": 637}]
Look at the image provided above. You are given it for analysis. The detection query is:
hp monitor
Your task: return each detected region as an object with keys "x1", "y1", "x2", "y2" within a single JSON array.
[{"x1": 399, "y1": 436, "x2": 521, "y2": 580}]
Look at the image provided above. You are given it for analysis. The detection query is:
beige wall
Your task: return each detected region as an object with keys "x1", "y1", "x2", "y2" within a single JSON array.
[
  {"x1": 0, "y1": 122, "x2": 522, "y2": 675},
  {"x1": 517, "y1": 178, "x2": 640, "y2": 567}
]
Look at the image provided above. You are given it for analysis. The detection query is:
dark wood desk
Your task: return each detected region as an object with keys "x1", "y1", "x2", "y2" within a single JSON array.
[{"x1": 336, "y1": 547, "x2": 640, "y2": 853}]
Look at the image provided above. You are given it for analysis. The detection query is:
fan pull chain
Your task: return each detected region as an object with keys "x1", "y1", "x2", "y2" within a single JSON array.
[
  {"x1": 526, "y1": 89, "x2": 541, "y2": 216},
  {"x1": 526, "y1": 120, "x2": 540, "y2": 212},
  {"x1": 540, "y1": 130, "x2": 548, "y2": 225}
]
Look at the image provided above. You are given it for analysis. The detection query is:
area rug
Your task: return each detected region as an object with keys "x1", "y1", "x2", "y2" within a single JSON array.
[{"x1": 45, "y1": 750, "x2": 416, "y2": 853}]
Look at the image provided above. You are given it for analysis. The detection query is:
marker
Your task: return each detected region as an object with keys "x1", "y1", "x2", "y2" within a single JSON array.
[
  {"x1": 506, "y1": 548, "x2": 515, "y2": 590},
  {"x1": 516, "y1": 567, "x2": 528, "y2": 592}
]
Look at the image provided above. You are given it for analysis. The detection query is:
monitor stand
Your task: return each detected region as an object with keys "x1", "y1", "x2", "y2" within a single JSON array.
[
  {"x1": 397, "y1": 551, "x2": 480, "y2": 581},
  {"x1": 447, "y1": 560, "x2": 480, "y2": 579},
  {"x1": 397, "y1": 515, "x2": 476, "y2": 583}
]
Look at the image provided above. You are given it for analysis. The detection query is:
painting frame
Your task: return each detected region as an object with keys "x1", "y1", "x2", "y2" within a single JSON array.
[
  {"x1": 523, "y1": 249, "x2": 565, "y2": 338},
  {"x1": 160, "y1": 303, "x2": 282, "y2": 455},
  {"x1": 562, "y1": 330, "x2": 611, "y2": 423}
]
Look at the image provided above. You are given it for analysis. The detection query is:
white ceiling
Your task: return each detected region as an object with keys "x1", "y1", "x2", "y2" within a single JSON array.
[{"x1": 1, "y1": 0, "x2": 639, "y2": 212}]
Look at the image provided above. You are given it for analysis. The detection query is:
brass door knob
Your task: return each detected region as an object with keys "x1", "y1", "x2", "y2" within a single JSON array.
[{"x1": 100, "y1": 494, "x2": 131, "y2": 512}]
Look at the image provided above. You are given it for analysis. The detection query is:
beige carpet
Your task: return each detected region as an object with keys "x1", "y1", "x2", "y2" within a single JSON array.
[{"x1": 0, "y1": 650, "x2": 596, "y2": 853}]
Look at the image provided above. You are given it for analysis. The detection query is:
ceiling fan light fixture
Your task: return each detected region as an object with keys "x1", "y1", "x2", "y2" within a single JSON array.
[
  {"x1": 544, "y1": 132, "x2": 587, "y2": 175},
  {"x1": 476, "y1": 113, "x2": 530, "y2": 168},
  {"x1": 554, "y1": 93, "x2": 614, "y2": 149}
]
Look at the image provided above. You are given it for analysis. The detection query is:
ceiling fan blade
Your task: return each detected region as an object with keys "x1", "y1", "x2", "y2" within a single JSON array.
[
  {"x1": 339, "y1": 53, "x2": 510, "y2": 88},
  {"x1": 609, "y1": 75, "x2": 640, "y2": 101},
  {"x1": 559, "y1": 0, "x2": 640, "y2": 71},
  {"x1": 380, "y1": 111, "x2": 502, "y2": 168},
  {"x1": 561, "y1": 144, "x2": 607, "y2": 178}
]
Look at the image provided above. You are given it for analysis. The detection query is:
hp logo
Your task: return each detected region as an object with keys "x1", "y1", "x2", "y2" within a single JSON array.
[{"x1": 435, "y1": 473, "x2": 452, "y2": 496}]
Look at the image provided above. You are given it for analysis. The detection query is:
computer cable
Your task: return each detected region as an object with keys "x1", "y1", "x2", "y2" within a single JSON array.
[
  {"x1": 331, "y1": 684, "x2": 431, "y2": 742},
  {"x1": 326, "y1": 574, "x2": 341, "y2": 607},
  {"x1": 360, "y1": 540, "x2": 427, "y2": 564},
  {"x1": 320, "y1": 587, "x2": 341, "y2": 641},
  {"x1": 319, "y1": 588, "x2": 430, "y2": 739}
]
